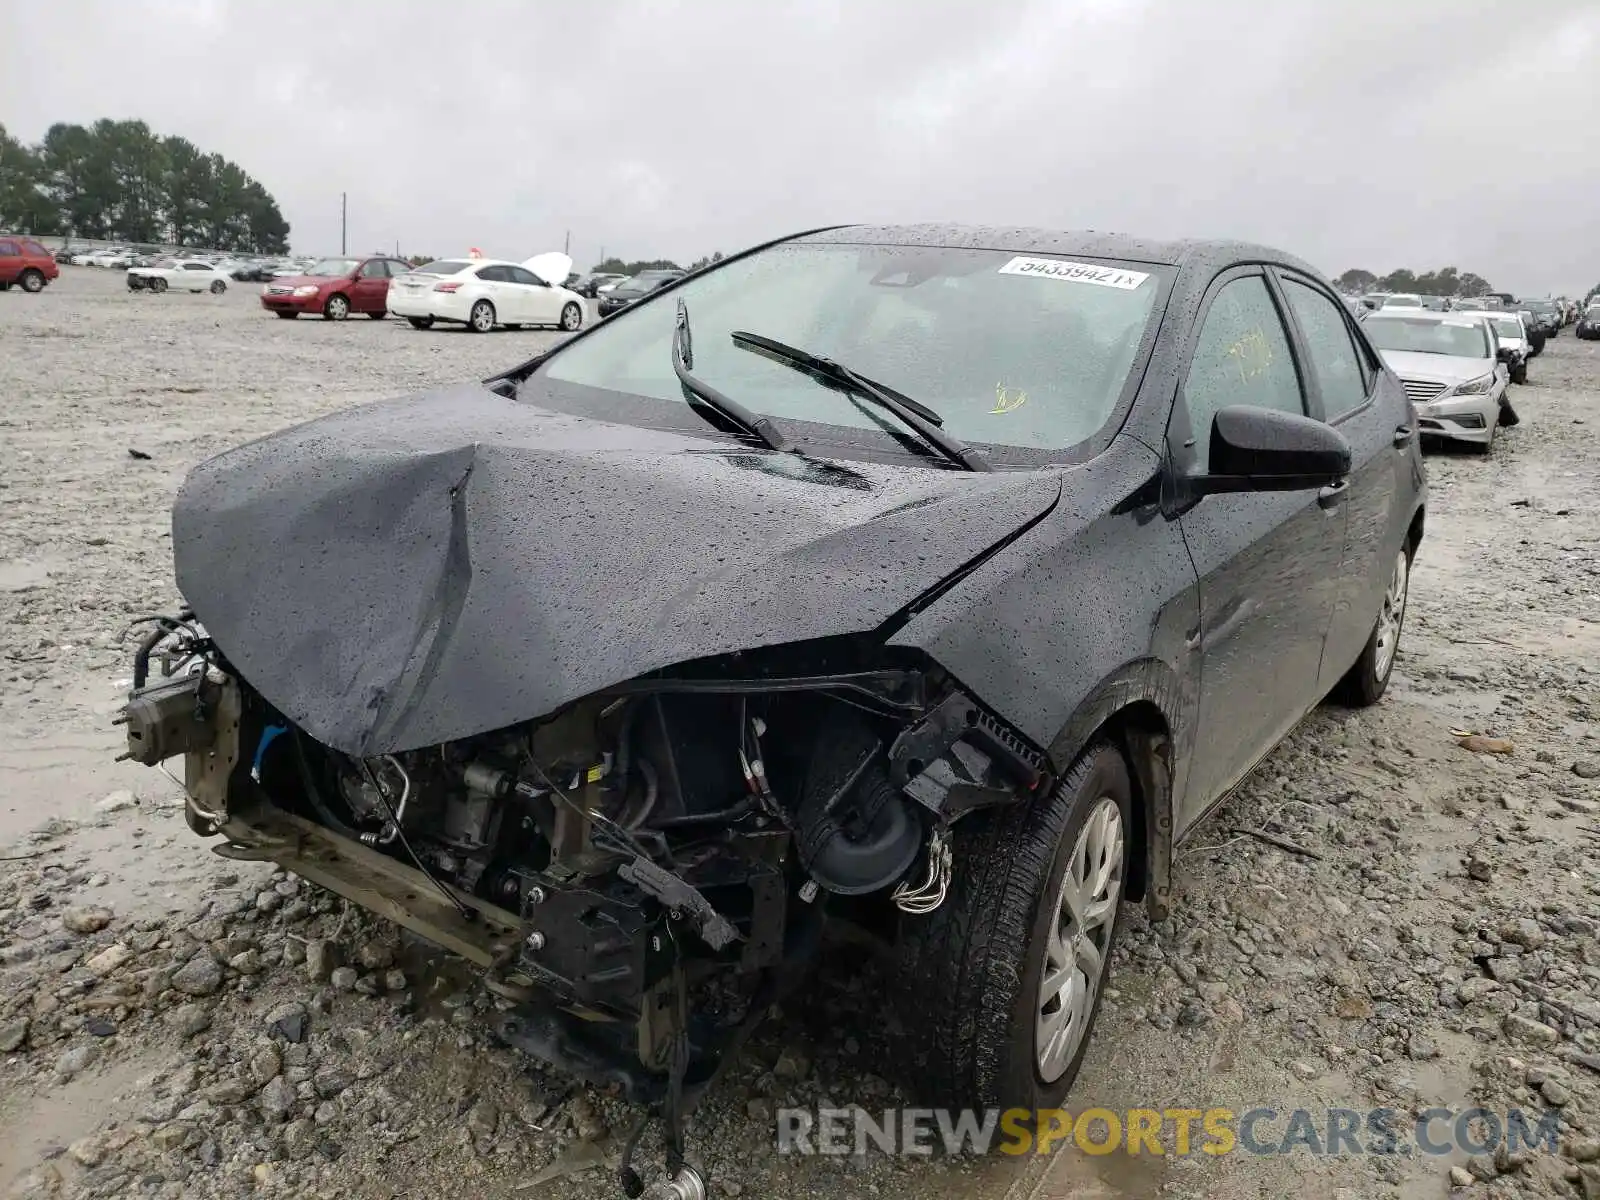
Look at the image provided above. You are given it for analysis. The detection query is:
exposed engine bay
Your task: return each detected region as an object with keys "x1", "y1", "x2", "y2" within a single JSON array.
[{"x1": 118, "y1": 613, "x2": 1049, "y2": 1194}]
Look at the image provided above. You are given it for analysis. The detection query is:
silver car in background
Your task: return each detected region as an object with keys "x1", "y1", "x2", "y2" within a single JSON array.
[
  {"x1": 1364, "y1": 310, "x2": 1512, "y2": 454},
  {"x1": 1454, "y1": 309, "x2": 1531, "y2": 384}
]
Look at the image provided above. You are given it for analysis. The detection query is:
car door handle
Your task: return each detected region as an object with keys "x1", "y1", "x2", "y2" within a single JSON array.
[
  {"x1": 1392, "y1": 425, "x2": 1413, "y2": 447},
  {"x1": 1317, "y1": 479, "x2": 1349, "y2": 509}
]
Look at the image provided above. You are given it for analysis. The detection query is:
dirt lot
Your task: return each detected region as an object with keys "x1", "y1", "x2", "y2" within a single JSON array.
[{"x1": 2, "y1": 267, "x2": 1598, "y2": 1200}]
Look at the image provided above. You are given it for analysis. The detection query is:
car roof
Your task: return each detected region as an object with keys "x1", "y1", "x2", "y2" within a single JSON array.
[
  {"x1": 1365, "y1": 308, "x2": 1468, "y2": 321},
  {"x1": 792, "y1": 223, "x2": 1319, "y2": 274}
]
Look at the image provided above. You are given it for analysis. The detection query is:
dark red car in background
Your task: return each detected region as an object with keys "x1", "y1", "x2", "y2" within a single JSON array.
[
  {"x1": 0, "y1": 236, "x2": 61, "y2": 292},
  {"x1": 259, "y1": 255, "x2": 413, "y2": 320}
]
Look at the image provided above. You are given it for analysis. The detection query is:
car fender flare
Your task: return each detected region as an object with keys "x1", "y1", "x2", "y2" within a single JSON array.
[{"x1": 1045, "y1": 658, "x2": 1185, "y2": 920}]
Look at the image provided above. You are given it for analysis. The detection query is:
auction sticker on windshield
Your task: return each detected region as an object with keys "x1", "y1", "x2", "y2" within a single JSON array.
[{"x1": 998, "y1": 257, "x2": 1151, "y2": 289}]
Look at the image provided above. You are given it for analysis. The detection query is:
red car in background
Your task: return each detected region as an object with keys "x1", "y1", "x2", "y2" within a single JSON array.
[
  {"x1": 259, "y1": 254, "x2": 413, "y2": 320},
  {"x1": 0, "y1": 236, "x2": 61, "y2": 292}
]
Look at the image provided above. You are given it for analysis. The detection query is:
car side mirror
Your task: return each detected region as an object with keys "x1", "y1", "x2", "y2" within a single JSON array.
[{"x1": 1191, "y1": 406, "x2": 1352, "y2": 496}]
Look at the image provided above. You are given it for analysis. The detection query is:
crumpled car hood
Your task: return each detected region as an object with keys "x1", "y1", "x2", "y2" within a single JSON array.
[{"x1": 173, "y1": 386, "x2": 1061, "y2": 756}]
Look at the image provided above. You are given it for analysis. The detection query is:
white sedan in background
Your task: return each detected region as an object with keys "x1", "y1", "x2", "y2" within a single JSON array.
[
  {"x1": 388, "y1": 252, "x2": 585, "y2": 333},
  {"x1": 127, "y1": 258, "x2": 231, "y2": 294}
]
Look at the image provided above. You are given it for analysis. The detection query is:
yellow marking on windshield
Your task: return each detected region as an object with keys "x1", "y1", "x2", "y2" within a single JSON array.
[{"x1": 990, "y1": 383, "x2": 1028, "y2": 414}]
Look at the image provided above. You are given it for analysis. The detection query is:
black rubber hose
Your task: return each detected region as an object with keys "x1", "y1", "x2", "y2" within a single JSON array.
[{"x1": 290, "y1": 730, "x2": 360, "y2": 838}]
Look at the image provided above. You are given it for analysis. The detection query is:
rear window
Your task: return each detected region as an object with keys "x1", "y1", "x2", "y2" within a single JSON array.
[
  {"x1": 416, "y1": 260, "x2": 469, "y2": 275},
  {"x1": 1365, "y1": 316, "x2": 1491, "y2": 359},
  {"x1": 21, "y1": 240, "x2": 48, "y2": 256}
]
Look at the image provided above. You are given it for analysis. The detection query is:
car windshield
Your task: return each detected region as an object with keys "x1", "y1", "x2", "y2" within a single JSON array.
[
  {"x1": 304, "y1": 258, "x2": 359, "y2": 277},
  {"x1": 1523, "y1": 300, "x2": 1555, "y2": 313},
  {"x1": 1366, "y1": 316, "x2": 1491, "y2": 358},
  {"x1": 416, "y1": 260, "x2": 469, "y2": 275},
  {"x1": 1489, "y1": 318, "x2": 1522, "y2": 340},
  {"x1": 540, "y1": 241, "x2": 1166, "y2": 453}
]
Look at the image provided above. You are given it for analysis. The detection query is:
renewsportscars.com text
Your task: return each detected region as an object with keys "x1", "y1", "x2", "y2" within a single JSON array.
[{"x1": 777, "y1": 1106, "x2": 1562, "y2": 1158}]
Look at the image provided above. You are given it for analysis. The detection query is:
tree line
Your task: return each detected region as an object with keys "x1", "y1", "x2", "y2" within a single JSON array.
[
  {"x1": 1334, "y1": 266, "x2": 1495, "y2": 298},
  {"x1": 0, "y1": 119, "x2": 290, "y2": 254},
  {"x1": 590, "y1": 251, "x2": 725, "y2": 275}
]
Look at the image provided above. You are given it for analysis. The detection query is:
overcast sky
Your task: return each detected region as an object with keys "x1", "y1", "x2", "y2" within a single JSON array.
[{"x1": 6, "y1": 0, "x2": 1600, "y2": 293}]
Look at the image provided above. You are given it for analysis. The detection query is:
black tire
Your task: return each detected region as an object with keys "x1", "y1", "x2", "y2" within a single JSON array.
[
  {"x1": 368, "y1": 310, "x2": 387, "y2": 320},
  {"x1": 559, "y1": 301, "x2": 583, "y2": 331},
  {"x1": 209, "y1": 279, "x2": 226, "y2": 295},
  {"x1": 0, "y1": 281, "x2": 10, "y2": 291},
  {"x1": 406, "y1": 316, "x2": 434, "y2": 330},
  {"x1": 468, "y1": 299, "x2": 496, "y2": 333},
  {"x1": 1334, "y1": 542, "x2": 1412, "y2": 706},
  {"x1": 151, "y1": 277, "x2": 168, "y2": 294},
  {"x1": 18, "y1": 269, "x2": 45, "y2": 294},
  {"x1": 889, "y1": 741, "x2": 1132, "y2": 1110},
  {"x1": 323, "y1": 293, "x2": 350, "y2": 321},
  {"x1": 1511, "y1": 363, "x2": 1527, "y2": 385},
  {"x1": 275, "y1": 311, "x2": 299, "y2": 320}
]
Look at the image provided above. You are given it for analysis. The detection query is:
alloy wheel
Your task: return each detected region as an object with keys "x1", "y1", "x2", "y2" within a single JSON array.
[
  {"x1": 561, "y1": 302, "x2": 582, "y2": 331},
  {"x1": 1036, "y1": 796, "x2": 1124, "y2": 1082},
  {"x1": 325, "y1": 295, "x2": 349, "y2": 320},
  {"x1": 1373, "y1": 549, "x2": 1410, "y2": 680},
  {"x1": 470, "y1": 301, "x2": 495, "y2": 332}
]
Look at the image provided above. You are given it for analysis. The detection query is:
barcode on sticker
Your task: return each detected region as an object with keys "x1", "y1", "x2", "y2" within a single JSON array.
[{"x1": 998, "y1": 257, "x2": 1150, "y2": 289}]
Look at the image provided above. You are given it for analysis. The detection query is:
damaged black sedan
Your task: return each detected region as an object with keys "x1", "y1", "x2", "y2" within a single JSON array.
[{"x1": 120, "y1": 225, "x2": 1424, "y2": 1191}]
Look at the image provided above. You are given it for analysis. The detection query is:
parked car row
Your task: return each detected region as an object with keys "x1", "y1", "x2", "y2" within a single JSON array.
[
  {"x1": 253, "y1": 251, "x2": 587, "y2": 333},
  {"x1": 1354, "y1": 291, "x2": 1583, "y2": 329}
]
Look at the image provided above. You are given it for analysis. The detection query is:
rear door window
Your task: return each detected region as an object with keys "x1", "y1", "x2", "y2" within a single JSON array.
[
  {"x1": 1282, "y1": 278, "x2": 1370, "y2": 420},
  {"x1": 0, "y1": 241, "x2": 19, "y2": 256}
]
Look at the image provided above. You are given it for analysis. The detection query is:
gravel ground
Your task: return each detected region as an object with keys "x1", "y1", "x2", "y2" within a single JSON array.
[{"x1": 2, "y1": 268, "x2": 1598, "y2": 1200}]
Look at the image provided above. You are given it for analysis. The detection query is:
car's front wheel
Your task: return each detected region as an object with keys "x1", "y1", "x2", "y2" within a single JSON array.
[
  {"x1": 890, "y1": 740, "x2": 1130, "y2": 1109},
  {"x1": 1335, "y1": 544, "x2": 1411, "y2": 706},
  {"x1": 19, "y1": 269, "x2": 45, "y2": 293},
  {"x1": 468, "y1": 299, "x2": 496, "y2": 333},
  {"x1": 1511, "y1": 362, "x2": 1528, "y2": 385},
  {"x1": 560, "y1": 301, "x2": 583, "y2": 331},
  {"x1": 150, "y1": 277, "x2": 168, "y2": 294},
  {"x1": 323, "y1": 294, "x2": 350, "y2": 321},
  {"x1": 209, "y1": 279, "x2": 226, "y2": 294}
]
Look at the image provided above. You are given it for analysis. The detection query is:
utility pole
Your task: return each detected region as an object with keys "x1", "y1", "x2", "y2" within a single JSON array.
[
  {"x1": 340, "y1": 193, "x2": 347, "y2": 255},
  {"x1": 564, "y1": 229, "x2": 570, "y2": 254}
]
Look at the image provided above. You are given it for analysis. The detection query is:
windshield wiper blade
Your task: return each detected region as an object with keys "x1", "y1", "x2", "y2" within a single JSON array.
[
  {"x1": 730, "y1": 330, "x2": 990, "y2": 472},
  {"x1": 672, "y1": 300, "x2": 793, "y2": 453}
]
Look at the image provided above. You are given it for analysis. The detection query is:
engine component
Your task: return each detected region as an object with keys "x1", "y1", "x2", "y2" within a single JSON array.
[
  {"x1": 640, "y1": 1166, "x2": 706, "y2": 1200},
  {"x1": 891, "y1": 826, "x2": 952, "y2": 915},
  {"x1": 617, "y1": 857, "x2": 739, "y2": 951},
  {"x1": 116, "y1": 669, "x2": 218, "y2": 766},
  {"x1": 794, "y1": 713, "x2": 921, "y2": 895}
]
